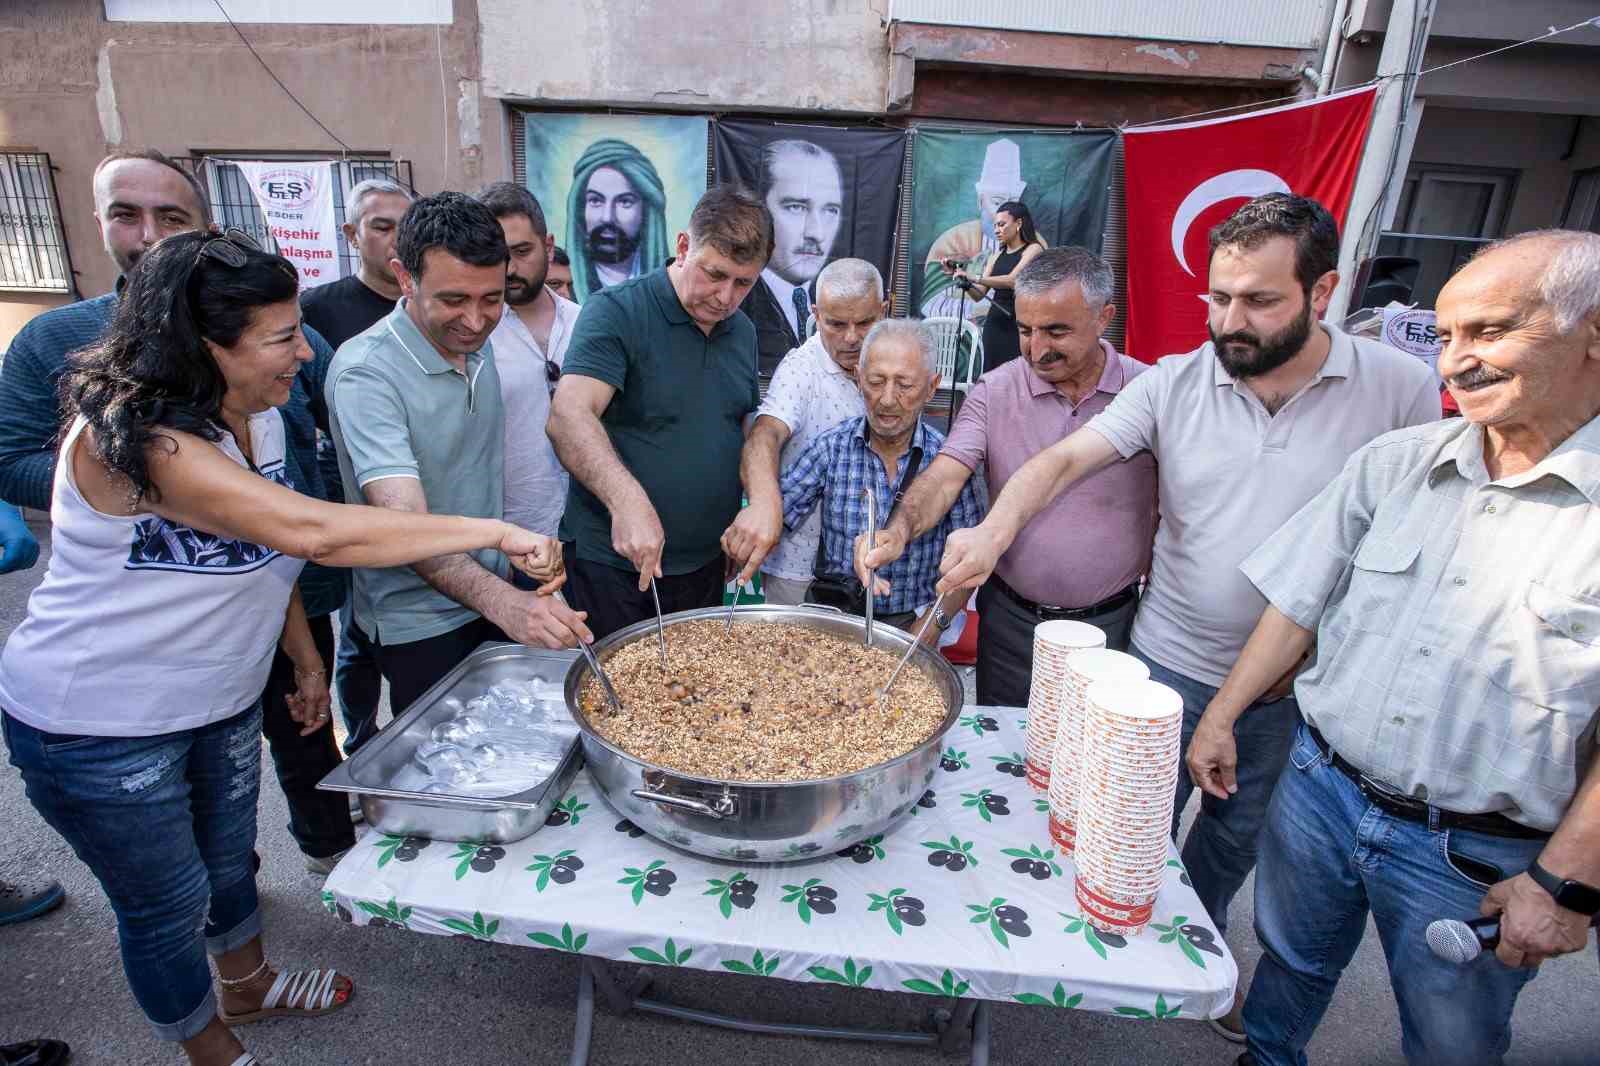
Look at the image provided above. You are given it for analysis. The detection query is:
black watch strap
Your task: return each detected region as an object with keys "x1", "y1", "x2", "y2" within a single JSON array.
[{"x1": 1529, "y1": 860, "x2": 1600, "y2": 916}]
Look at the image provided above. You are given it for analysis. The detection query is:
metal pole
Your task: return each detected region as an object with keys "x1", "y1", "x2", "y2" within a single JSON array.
[{"x1": 1329, "y1": 0, "x2": 1437, "y2": 320}]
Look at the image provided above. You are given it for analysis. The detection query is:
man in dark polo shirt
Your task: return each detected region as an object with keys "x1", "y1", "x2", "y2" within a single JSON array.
[{"x1": 548, "y1": 185, "x2": 772, "y2": 638}]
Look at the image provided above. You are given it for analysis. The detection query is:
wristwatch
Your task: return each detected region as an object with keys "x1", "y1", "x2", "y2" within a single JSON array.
[
  {"x1": 1528, "y1": 860, "x2": 1600, "y2": 916},
  {"x1": 932, "y1": 604, "x2": 953, "y2": 632}
]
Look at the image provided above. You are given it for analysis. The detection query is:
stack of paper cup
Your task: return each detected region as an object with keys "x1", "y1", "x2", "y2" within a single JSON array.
[
  {"x1": 1046, "y1": 649, "x2": 1150, "y2": 855},
  {"x1": 1022, "y1": 620, "x2": 1106, "y2": 792},
  {"x1": 1072, "y1": 678, "x2": 1184, "y2": 935}
]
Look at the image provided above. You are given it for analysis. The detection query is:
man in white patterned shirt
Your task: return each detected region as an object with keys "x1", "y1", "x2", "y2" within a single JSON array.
[
  {"x1": 723, "y1": 258, "x2": 885, "y2": 604},
  {"x1": 1188, "y1": 230, "x2": 1600, "y2": 1066}
]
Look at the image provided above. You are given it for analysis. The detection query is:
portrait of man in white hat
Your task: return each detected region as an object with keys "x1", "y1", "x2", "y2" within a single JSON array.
[{"x1": 920, "y1": 138, "x2": 1033, "y2": 320}]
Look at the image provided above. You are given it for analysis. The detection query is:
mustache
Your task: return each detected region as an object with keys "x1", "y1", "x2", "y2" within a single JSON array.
[
  {"x1": 793, "y1": 240, "x2": 825, "y2": 256},
  {"x1": 1213, "y1": 330, "x2": 1262, "y2": 349},
  {"x1": 1449, "y1": 365, "x2": 1511, "y2": 390}
]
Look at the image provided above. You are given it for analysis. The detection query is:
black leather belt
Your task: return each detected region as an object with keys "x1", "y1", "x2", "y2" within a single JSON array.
[
  {"x1": 992, "y1": 575, "x2": 1138, "y2": 621},
  {"x1": 1306, "y1": 725, "x2": 1549, "y2": 840}
]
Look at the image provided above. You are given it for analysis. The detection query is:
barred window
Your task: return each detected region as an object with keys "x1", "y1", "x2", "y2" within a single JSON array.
[
  {"x1": 175, "y1": 156, "x2": 414, "y2": 280},
  {"x1": 0, "y1": 151, "x2": 73, "y2": 294}
]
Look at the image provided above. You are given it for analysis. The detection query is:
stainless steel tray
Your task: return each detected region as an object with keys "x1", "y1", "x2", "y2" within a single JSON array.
[{"x1": 318, "y1": 642, "x2": 583, "y2": 844}]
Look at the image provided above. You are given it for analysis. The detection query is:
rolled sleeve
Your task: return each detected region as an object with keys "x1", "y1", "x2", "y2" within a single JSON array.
[
  {"x1": 1084, "y1": 366, "x2": 1161, "y2": 460},
  {"x1": 560, "y1": 293, "x2": 630, "y2": 391},
  {"x1": 939, "y1": 377, "x2": 989, "y2": 473},
  {"x1": 1240, "y1": 446, "x2": 1380, "y2": 631},
  {"x1": 331, "y1": 364, "x2": 419, "y2": 488},
  {"x1": 779, "y1": 432, "x2": 832, "y2": 531},
  {"x1": 756, "y1": 352, "x2": 810, "y2": 435}
]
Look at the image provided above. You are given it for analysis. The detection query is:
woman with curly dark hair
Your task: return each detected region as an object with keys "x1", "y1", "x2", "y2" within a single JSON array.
[{"x1": 0, "y1": 230, "x2": 573, "y2": 1066}]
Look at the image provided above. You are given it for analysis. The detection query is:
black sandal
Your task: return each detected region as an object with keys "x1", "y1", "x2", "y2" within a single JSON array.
[{"x1": 0, "y1": 1040, "x2": 69, "y2": 1066}]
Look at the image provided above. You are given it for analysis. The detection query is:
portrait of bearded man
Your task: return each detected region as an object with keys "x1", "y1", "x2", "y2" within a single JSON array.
[{"x1": 565, "y1": 138, "x2": 671, "y2": 302}]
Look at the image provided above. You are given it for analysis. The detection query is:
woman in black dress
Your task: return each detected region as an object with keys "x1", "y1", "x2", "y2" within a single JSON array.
[{"x1": 947, "y1": 201, "x2": 1044, "y2": 374}]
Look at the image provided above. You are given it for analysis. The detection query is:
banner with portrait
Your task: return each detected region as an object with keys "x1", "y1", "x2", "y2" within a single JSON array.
[
  {"x1": 905, "y1": 129, "x2": 1115, "y2": 322},
  {"x1": 520, "y1": 112, "x2": 709, "y2": 304},
  {"x1": 712, "y1": 119, "x2": 907, "y2": 375}
]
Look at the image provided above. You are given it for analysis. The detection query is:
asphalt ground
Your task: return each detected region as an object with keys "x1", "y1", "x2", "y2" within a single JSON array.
[{"x1": 2, "y1": 513, "x2": 1597, "y2": 1065}]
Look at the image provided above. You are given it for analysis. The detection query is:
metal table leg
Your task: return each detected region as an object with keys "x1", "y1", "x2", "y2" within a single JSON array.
[
  {"x1": 569, "y1": 961, "x2": 595, "y2": 1066},
  {"x1": 568, "y1": 959, "x2": 995, "y2": 1062}
]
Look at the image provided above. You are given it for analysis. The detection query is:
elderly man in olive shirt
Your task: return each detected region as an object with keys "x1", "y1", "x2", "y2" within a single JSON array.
[
  {"x1": 547, "y1": 185, "x2": 773, "y2": 639},
  {"x1": 1190, "y1": 230, "x2": 1600, "y2": 1066},
  {"x1": 860, "y1": 247, "x2": 1156, "y2": 707}
]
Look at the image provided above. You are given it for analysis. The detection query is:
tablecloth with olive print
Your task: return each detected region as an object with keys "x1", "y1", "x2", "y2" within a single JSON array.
[{"x1": 324, "y1": 708, "x2": 1236, "y2": 1020}]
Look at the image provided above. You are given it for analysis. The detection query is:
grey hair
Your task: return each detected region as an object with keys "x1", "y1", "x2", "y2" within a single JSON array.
[
  {"x1": 859, "y1": 318, "x2": 937, "y2": 377},
  {"x1": 1013, "y1": 246, "x2": 1114, "y2": 309},
  {"x1": 346, "y1": 178, "x2": 414, "y2": 230},
  {"x1": 1474, "y1": 229, "x2": 1600, "y2": 333},
  {"x1": 815, "y1": 257, "x2": 883, "y2": 303}
]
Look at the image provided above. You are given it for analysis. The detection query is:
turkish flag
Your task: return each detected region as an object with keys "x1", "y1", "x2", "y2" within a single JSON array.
[{"x1": 1122, "y1": 87, "x2": 1378, "y2": 361}]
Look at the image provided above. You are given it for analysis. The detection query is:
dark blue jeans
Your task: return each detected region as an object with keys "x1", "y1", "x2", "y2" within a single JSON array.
[
  {"x1": 1245, "y1": 723, "x2": 1542, "y2": 1065},
  {"x1": 1130, "y1": 643, "x2": 1301, "y2": 940},
  {"x1": 335, "y1": 578, "x2": 383, "y2": 754},
  {"x1": 3, "y1": 704, "x2": 263, "y2": 1042}
]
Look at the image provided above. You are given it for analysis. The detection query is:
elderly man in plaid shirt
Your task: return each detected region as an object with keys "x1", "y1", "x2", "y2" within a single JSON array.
[{"x1": 779, "y1": 319, "x2": 982, "y2": 642}]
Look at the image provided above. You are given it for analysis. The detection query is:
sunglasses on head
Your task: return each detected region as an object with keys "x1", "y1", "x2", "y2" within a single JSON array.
[{"x1": 193, "y1": 227, "x2": 261, "y2": 269}]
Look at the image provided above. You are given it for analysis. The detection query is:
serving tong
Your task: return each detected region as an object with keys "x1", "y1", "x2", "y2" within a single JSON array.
[
  {"x1": 876, "y1": 608, "x2": 939, "y2": 711},
  {"x1": 649, "y1": 577, "x2": 670, "y2": 672},
  {"x1": 555, "y1": 591, "x2": 623, "y2": 715},
  {"x1": 862, "y1": 488, "x2": 877, "y2": 647}
]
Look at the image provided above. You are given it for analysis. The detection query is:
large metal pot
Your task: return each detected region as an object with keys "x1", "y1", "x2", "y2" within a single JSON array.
[{"x1": 563, "y1": 603, "x2": 963, "y2": 862}]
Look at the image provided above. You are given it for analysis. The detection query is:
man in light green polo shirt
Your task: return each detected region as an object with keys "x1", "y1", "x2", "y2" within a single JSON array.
[
  {"x1": 328, "y1": 192, "x2": 589, "y2": 722},
  {"x1": 548, "y1": 185, "x2": 772, "y2": 639}
]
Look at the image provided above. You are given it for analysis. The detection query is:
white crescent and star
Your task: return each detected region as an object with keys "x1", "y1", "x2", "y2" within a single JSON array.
[{"x1": 1170, "y1": 169, "x2": 1291, "y2": 276}]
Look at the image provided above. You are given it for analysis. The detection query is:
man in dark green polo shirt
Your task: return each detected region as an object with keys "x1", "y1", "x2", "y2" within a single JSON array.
[{"x1": 549, "y1": 185, "x2": 772, "y2": 638}]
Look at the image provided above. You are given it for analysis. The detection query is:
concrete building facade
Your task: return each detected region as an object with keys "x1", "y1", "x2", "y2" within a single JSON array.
[{"x1": 15, "y1": 2, "x2": 1592, "y2": 344}]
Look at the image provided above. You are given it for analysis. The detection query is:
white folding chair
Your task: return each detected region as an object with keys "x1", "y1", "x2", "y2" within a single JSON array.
[{"x1": 920, "y1": 315, "x2": 984, "y2": 394}]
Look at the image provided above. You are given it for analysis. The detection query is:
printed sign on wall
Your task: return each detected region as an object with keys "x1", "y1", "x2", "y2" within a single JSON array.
[{"x1": 231, "y1": 160, "x2": 341, "y2": 290}]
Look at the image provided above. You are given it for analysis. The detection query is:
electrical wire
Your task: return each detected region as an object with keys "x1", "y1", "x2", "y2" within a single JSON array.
[
  {"x1": 1122, "y1": 14, "x2": 1600, "y2": 130},
  {"x1": 210, "y1": 0, "x2": 355, "y2": 154},
  {"x1": 436, "y1": 25, "x2": 450, "y2": 183}
]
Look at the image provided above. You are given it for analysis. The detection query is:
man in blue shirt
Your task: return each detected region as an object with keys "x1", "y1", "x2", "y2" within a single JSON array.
[
  {"x1": 781, "y1": 319, "x2": 982, "y2": 641},
  {"x1": 0, "y1": 149, "x2": 355, "y2": 872}
]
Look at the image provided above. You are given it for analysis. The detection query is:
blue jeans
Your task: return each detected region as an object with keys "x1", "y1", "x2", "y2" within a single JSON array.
[
  {"x1": 335, "y1": 588, "x2": 383, "y2": 754},
  {"x1": 3, "y1": 704, "x2": 264, "y2": 1042},
  {"x1": 1245, "y1": 723, "x2": 1542, "y2": 1065},
  {"x1": 1131, "y1": 644, "x2": 1300, "y2": 940}
]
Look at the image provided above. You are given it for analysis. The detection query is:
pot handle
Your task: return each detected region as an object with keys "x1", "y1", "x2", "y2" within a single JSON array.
[
  {"x1": 631, "y1": 789, "x2": 737, "y2": 820},
  {"x1": 796, "y1": 602, "x2": 845, "y2": 615}
]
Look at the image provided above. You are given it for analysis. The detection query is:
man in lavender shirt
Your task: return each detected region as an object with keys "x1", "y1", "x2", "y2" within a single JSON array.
[{"x1": 859, "y1": 247, "x2": 1157, "y2": 706}]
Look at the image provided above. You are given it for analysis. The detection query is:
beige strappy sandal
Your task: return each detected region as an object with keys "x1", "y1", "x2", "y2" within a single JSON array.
[{"x1": 217, "y1": 964, "x2": 353, "y2": 1025}]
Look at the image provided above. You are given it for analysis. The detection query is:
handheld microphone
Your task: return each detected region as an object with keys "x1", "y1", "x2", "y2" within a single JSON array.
[{"x1": 1425, "y1": 915, "x2": 1500, "y2": 964}]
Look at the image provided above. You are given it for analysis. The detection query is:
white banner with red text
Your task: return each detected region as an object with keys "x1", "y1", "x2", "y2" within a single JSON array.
[{"x1": 230, "y1": 160, "x2": 341, "y2": 290}]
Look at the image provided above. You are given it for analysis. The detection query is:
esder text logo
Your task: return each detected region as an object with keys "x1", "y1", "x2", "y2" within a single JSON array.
[{"x1": 253, "y1": 167, "x2": 319, "y2": 211}]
